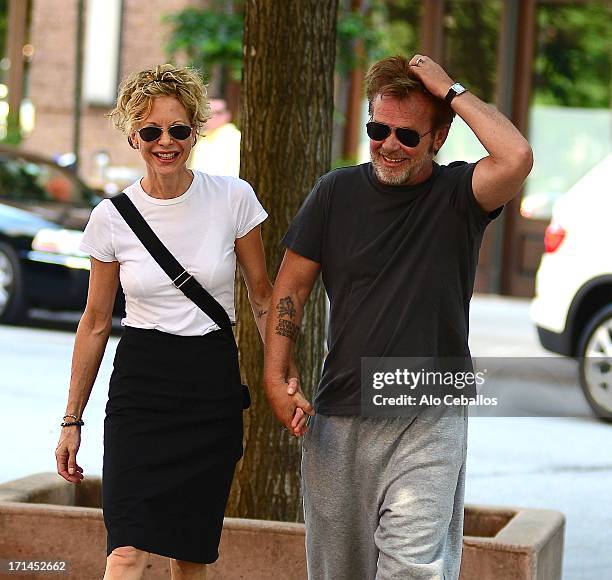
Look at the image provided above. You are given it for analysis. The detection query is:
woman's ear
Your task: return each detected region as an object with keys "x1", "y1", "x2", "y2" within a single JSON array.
[{"x1": 127, "y1": 133, "x2": 139, "y2": 149}]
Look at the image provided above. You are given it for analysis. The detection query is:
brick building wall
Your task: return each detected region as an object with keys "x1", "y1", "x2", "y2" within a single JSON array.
[{"x1": 25, "y1": 0, "x2": 203, "y2": 187}]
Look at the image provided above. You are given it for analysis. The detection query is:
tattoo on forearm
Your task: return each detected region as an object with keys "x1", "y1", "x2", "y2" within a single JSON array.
[
  {"x1": 257, "y1": 309, "x2": 267, "y2": 319},
  {"x1": 275, "y1": 319, "x2": 300, "y2": 342},
  {"x1": 277, "y1": 296, "x2": 297, "y2": 319}
]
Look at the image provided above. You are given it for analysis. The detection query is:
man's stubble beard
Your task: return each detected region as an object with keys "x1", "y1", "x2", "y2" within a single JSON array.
[{"x1": 371, "y1": 143, "x2": 436, "y2": 186}]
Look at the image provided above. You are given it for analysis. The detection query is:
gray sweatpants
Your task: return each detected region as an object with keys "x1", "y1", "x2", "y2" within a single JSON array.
[{"x1": 301, "y1": 405, "x2": 468, "y2": 580}]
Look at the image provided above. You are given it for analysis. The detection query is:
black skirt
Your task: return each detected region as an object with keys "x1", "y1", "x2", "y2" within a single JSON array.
[{"x1": 103, "y1": 326, "x2": 244, "y2": 563}]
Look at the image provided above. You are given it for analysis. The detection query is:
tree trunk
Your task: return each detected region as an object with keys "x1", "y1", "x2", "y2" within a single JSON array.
[{"x1": 227, "y1": 0, "x2": 338, "y2": 523}]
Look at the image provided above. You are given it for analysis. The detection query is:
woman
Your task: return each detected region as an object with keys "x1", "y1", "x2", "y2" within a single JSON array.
[{"x1": 55, "y1": 64, "x2": 272, "y2": 580}]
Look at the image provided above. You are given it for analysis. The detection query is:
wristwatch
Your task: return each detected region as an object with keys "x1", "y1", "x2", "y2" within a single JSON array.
[{"x1": 445, "y1": 82, "x2": 468, "y2": 104}]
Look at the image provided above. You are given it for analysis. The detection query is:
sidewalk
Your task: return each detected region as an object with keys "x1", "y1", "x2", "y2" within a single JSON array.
[
  {"x1": 469, "y1": 293, "x2": 581, "y2": 413},
  {"x1": 466, "y1": 297, "x2": 612, "y2": 580},
  {"x1": 469, "y1": 293, "x2": 551, "y2": 357}
]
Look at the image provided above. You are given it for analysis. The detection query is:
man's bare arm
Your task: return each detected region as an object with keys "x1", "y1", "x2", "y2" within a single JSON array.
[
  {"x1": 264, "y1": 249, "x2": 321, "y2": 436},
  {"x1": 410, "y1": 54, "x2": 533, "y2": 212},
  {"x1": 449, "y1": 93, "x2": 533, "y2": 212}
]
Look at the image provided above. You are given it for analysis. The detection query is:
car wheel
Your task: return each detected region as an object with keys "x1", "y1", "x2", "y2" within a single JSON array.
[
  {"x1": 0, "y1": 241, "x2": 27, "y2": 324},
  {"x1": 579, "y1": 304, "x2": 612, "y2": 422}
]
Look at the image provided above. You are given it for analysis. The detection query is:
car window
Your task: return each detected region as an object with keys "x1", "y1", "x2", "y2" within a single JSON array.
[{"x1": 0, "y1": 154, "x2": 91, "y2": 204}]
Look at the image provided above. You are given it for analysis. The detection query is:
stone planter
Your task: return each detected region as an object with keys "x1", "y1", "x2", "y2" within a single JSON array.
[
  {"x1": 0, "y1": 473, "x2": 564, "y2": 579},
  {"x1": 461, "y1": 505, "x2": 565, "y2": 579}
]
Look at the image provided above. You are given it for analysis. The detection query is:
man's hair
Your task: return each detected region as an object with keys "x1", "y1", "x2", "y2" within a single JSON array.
[
  {"x1": 365, "y1": 55, "x2": 455, "y2": 129},
  {"x1": 109, "y1": 64, "x2": 211, "y2": 135}
]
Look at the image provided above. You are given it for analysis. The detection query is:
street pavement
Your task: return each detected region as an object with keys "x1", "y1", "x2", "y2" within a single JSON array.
[
  {"x1": 467, "y1": 295, "x2": 612, "y2": 580},
  {"x1": 1, "y1": 295, "x2": 611, "y2": 579}
]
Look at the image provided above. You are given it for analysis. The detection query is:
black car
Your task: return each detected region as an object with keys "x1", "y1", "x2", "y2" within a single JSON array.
[{"x1": 0, "y1": 145, "x2": 123, "y2": 323}]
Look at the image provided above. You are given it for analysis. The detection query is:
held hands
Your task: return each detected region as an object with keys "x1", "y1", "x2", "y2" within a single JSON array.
[
  {"x1": 55, "y1": 429, "x2": 84, "y2": 485},
  {"x1": 286, "y1": 377, "x2": 314, "y2": 437},
  {"x1": 264, "y1": 372, "x2": 314, "y2": 438},
  {"x1": 408, "y1": 54, "x2": 454, "y2": 101}
]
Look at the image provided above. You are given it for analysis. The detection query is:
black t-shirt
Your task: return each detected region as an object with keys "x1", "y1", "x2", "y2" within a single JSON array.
[{"x1": 283, "y1": 161, "x2": 501, "y2": 415}]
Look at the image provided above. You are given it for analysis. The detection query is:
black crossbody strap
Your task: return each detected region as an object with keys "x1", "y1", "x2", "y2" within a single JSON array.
[{"x1": 110, "y1": 193, "x2": 233, "y2": 333}]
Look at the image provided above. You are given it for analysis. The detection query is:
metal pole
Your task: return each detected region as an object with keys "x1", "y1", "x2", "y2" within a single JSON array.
[
  {"x1": 488, "y1": 0, "x2": 520, "y2": 294},
  {"x1": 73, "y1": 0, "x2": 85, "y2": 174}
]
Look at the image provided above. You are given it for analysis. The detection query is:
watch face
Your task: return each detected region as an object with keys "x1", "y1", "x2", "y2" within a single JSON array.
[{"x1": 445, "y1": 83, "x2": 467, "y2": 104}]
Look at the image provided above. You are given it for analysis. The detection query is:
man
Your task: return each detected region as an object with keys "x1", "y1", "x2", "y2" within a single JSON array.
[{"x1": 264, "y1": 55, "x2": 532, "y2": 579}]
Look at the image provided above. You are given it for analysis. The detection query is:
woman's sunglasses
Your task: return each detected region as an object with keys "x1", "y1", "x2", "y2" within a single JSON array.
[
  {"x1": 137, "y1": 124, "x2": 193, "y2": 142},
  {"x1": 366, "y1": 121, "x2": 435, "y2": 148}
]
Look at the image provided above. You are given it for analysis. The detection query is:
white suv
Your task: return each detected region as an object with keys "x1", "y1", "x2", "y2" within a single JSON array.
[{"x1": 531, "y1": 154, "x2": 612, "y2": 420}]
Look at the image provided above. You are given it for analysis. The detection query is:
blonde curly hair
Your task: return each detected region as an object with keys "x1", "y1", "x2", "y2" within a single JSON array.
[{"x1": 109, "y1": 64, "x2": 211, "y2": 135}]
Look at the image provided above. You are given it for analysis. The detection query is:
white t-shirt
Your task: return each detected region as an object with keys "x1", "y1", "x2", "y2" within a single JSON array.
[{"x1": 79, "y1": 171, "x2": 267, "y2": 336}]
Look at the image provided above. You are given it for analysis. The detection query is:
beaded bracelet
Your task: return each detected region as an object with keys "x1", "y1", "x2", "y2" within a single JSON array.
[
  {"x1": 63, "y1": 414, "x2": 80, "y2": 421},
  {"x1": 61, "y1": 420, "x2": 85, "y2": 427}
]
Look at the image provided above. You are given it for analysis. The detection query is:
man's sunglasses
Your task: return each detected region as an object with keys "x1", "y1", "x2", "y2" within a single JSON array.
[
  {"x1": 366, "y1": 121, "x2": 435, "y2": 148},
  {"x1": 137, "y1": 124, "x2": 193, "y2": 142}
]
